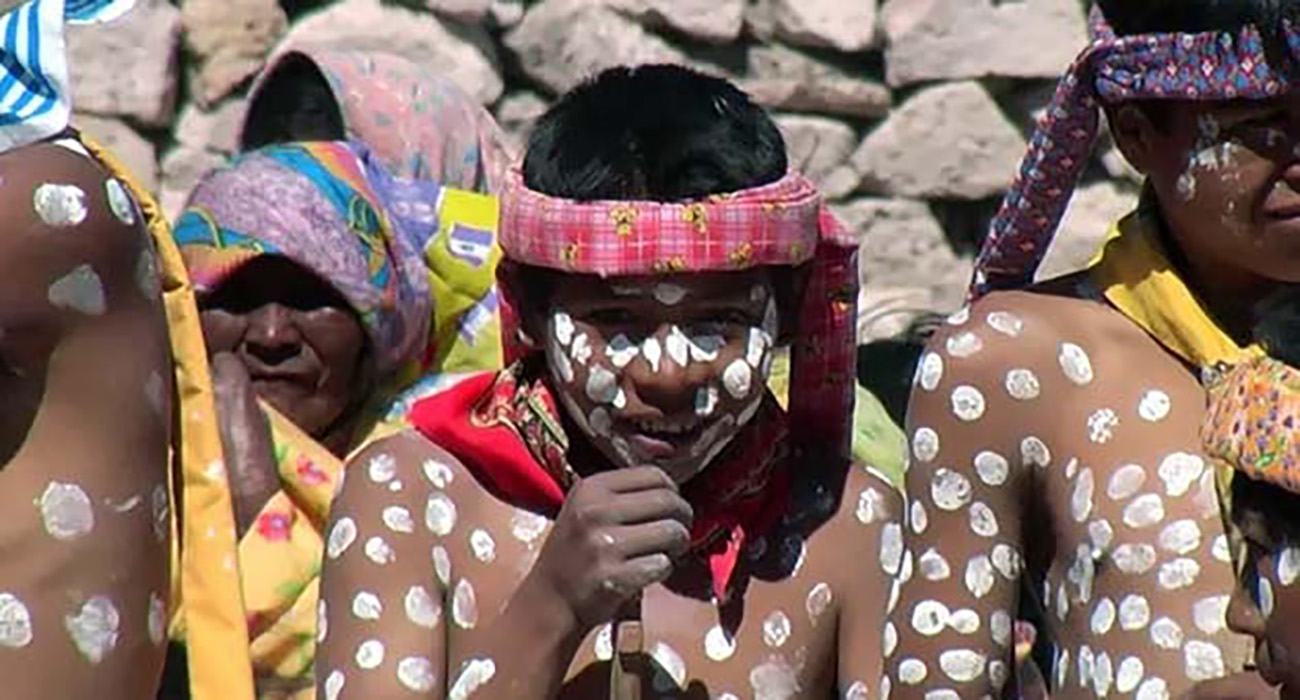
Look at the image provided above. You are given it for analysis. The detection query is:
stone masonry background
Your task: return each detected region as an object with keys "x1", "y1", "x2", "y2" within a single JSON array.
[{"x1": 67, "y1": 0, "x2": 1140, "y2": 342}]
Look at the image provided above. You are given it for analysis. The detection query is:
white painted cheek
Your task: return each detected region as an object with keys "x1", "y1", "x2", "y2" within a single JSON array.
[
  {"x1": 722, "y1": 359, "x2": 752, "y2": 400},
  {"x1": 552, "y1": 312, "x2": 574, "y2": 346},
  {"x1": 0, "y1": 594, "x2": 33, "y2": 648},
  {"x1": 449, "y1": 658, "x2": 496, "y2": 699},
  {"x1": 34, "y1": 183, "x2": 88, "y2": 227},
  {"x1": 39, "y1": 482, "x2": 95, "y2": 540},
  {"x1": 605, "y1": 333, "x2": 639, "y2": 369},
  {"x1": 653, "y1": 283, "x2": 688, "y2": 306},
  {"x1": 665, "y1": 325, "x2": 690, "y2": 368},
  {"x1": 641, "y1": 337, "x2": 662, "y2": 373},
  {"x1": 48, "y1": 264, "x2": 106, "y2": 316},
  {"x1": 694, "y1": 386, "x2": 719, "y2": 417},
  {"x1": 64, "y1": 596, "x2": 120, "y2": 664}
]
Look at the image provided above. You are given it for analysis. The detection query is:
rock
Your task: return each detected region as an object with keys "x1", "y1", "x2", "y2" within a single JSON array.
[
  {"x1": 607, "y1": 0, "x2": 745, "y2": 44},
  {"x1": 282, "y1": 0, "x2": 503, "y2": 106},
  {"x1": 774, "y1": 114, "x2": 857, "y2": 183},
  {"x1": 1037, "y1": 181, "x2": 1139, "y2": 281},
  {"x1": 741, "y1": 44, "x2": 891, "y2": 119},
  {"x1": 175, "y1": 98, "x2": 247, "y2": 156},
  {"x1": 489, "y1": 0, "x2": 525, "y2": 27},
  {"x1": 418, "y1": 0, "x2": 491, "y2": 22},
  {"x1": 159, "y1": 146, "x2": 227, "y2": 222},
  {"x1": 835, "y1": 197, "x2": 972, "y2": 328},
  {"x1": 181, "y1": 0, "x2": 288, "y2": 107},
  {"x1": 67, "y1": 0, "x2": 181, "y2": 126},
  {"x1": 73, "y1": 113, "x2": 160, "y2": 193},
  {"x1": 850, "y1": 81, "x2": 1025, "y2": 200},
  {"x1": 506, "y1": 0, "x2": 689, "y2": 95},
  {"x1": 820, "y1": 165, "x2": 861, "y2": 202},
  {"x1": 770, "y1": 0, "x2": 877, "y2": 52},
  {"x1": 495, "y1": 91, "x2": 550, "y2": 153},
  {"x1": 883, "y1": 0, "x2": 1088, "y2": 87}
]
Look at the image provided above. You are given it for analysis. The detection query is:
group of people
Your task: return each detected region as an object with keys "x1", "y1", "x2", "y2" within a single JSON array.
[{"x1": 4, "y1": 0, "x2": 1300, "y2": 698}]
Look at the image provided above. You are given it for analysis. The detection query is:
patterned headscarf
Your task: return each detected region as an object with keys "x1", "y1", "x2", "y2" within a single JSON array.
[
  {"x1": 971, "y1": 8, "x2": 1300, "y2": 299},
  {"x1": 1204, "y1": 356, "x2": 1300, "y2": 495},
  {"x1": 172, "y1": 141, "x2": 432, "y2": 375},
  {"x1": 240, "y1": 48, "x2": 512, "y2": 193},
  {"x1": 498, "y1": 168, "x2": 860, "y2": 454},
  {"x1": 0, "y1": 0, "x2": 136, "y2": 151}
]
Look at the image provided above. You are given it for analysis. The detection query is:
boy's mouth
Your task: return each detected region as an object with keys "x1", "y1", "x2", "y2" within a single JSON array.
[{"x1": 624, "y1": 417, "x2": 708, "y2": 459}]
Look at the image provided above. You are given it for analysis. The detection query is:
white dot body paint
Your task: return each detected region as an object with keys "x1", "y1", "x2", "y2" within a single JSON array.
[
  {"x1": 969, "y1": 502, "x2": 998, "y2": 538},
  {"x1": 1005, "y1": 368, "x2": 1040, "y2": 400},
  {"x1": 423, "y1": 459, "x2": 454, "y2": 489},
  {"x1": 148, "y1": 592, "x2": 166, "y2": 645},
  {"x1": 919, "y1": 549, "x2": 951, "y2": 582},
  {"x1": 650, "y1": 642, "x2": 687, "y2": 689},
  {"x1": 1158, "y1": 452, "x2": 1206, "y2": 497},
  {"x1": 368, "y1": 454, "x2": 396, "y2": 483},
  {"x1": 1158, "y1": 520, "x2": 1201, "y2": 555},
  {"x1": 745, "y1": 327, "x2": 770, "y2": 369},
  {"x1": 1089, "y1": 519, "x2": 1115, "y2": 554},
  {"x1": 1139, "y1": 390, "x2": 1172, "y2": 422},
  {"x1": 704, "y1": 625, "x2": 735, "y2": 661},
  {"x1": 1094, "y1": 652, "x2": 1115, "y2": 697},
  {"x1": 511, "y1": 509, "x2": 548, "y2": 546},
  {"x1": 328, "y1": 517, "x2": 357, "y2": 559},
  {"x1": 880, "y1": 523, "x2": 903, "y2": 575},
  {"x1": 910, "y1": 500, "x2": 929, "y2": 534},
  {"x1": 1108, "y1": 464, "x2": 1147, "y2": 501},
  {"x1": 48, "y1": 264, "x2": 106, "y2": 316},
  {"x1": 641, "y1": 337, "x2": 662, "y2": 373},
  {"x1": 1124, "y1": 494, "x2": 1166, "y2": 529},
  {"x1": 551, "y1": 345, "x2": 574, "y2": 383},
  {"x1": 39, "y1": 482, "x2": 95, "y2": 540},
  {"x1": 688, "y1": 384, "x2": 720, "y2": 419},
  {"x1": 317, "y1": 600, "x2": 329, "y2": 644},
  {"x1": 749, "y1": 657, "x2": 799, "y2": 700},
  {"x1": 1279, "y1": 547, "x2": 1300, "y2": 586},
  {"x1": 1112, "y1": 543, "x2": 1158, "y2": 574},
  {"x1": 845, "y1": 681, "x2": 870, "y2": 700},
  {"x1": 65, "y1": 596, "x2": 119, "y2": 664},
  {"x1": 397, "y1": 657, "x2": 436, "y2": 693},
  {"x1": 453, "y1": 579, "x2": 478, "y2": 629},
  {"x1": 653, "y1": 283, "x2": 687, "y2": 306},
  {"x1": 883, "y1": 622, "x2": 899, "y2": 657},
  {"x1": 946, "y1": 332, "x2": 983, "y2": 358},
  {"x1": 1137, "y1": 677, "x2": 1171, "y2": 700},
  {"x1": 806, "y1": 582, "x2": 833, "y2": 623},
  {"x1": 1116, "y1": 656, "x2": 1145, "y2": 693},
  {"x1": 323, "y1": 670, "x2": 345, "y2": 700},
  {"x1": 1184, "y1": 641, "x2": 1225, "y2": 682},
  {"x1": 152, "y1": 484, "x2": 169, "y2": 543},
  {"x1": 469, "y1": 529, "x2": 496, "y2": 563},
  {"x1": 1059, "y1": 343, "x2": 1094, "y2": 385},
  {"x1": 965, "y1": 556, "x2": 995, "y2": 599},
  {"x1": 1057, "y1": 650, "x2": 1070, "y2": 688},
  {"x1": 352, "y1": 591, "x2": 383, "y2": 620},
  {"x1": 405, "y1": 586, "x2": 441, "y2": 629},
  {"x1": 34, "y1": 183, "x2": 88, "y2": 227},
  {"x1": 593, "y1": 624, "x2": 613, "y2": 661},
  {"x1": 948, "y1": 609, "x2": 980, "y2": 635},
  {"x1": 0, "y1": 594, "x2": 33, "y2": 648},
  {"x1": 365, "y1": 536, "x2": 396, "y2": 565},
  {"x1": 1260, "y1": 575, "x2": 1276, "y2": 618},
  {"x1": 918, "y1": 352, "x2": 944, "y2": 391},
  {"x1": 1021, "y1": 436, "x2": 1052, "y2": 468},
  {"x1": 722, "y1": 359, "x2": 752, "y2": 400},
  {"x1": 585, "y1": 364, "x2": 619, "y2": 405},
  {"x1": 552, "y1": 312, "x2": 574, "y2": 346},
  {"x1": 986, "y1": 311, "x2": 1024, "y2": 337},
  {"x1": 991, "y1": 610, "x2": 1011, "y2": 647},
  {"x1": 664, "y1": 325, "x2": 691, "y2": 369},
  {"x1": 898, "y1": 658, "x2": 929, "y2": 685},
  {"x1": 973, "y1": 451, "x2": 1009, "y2": 487},
  {"x1": 1150, "y1": 617, "x2": 1184, "y2": 650},
  {"x1": 1091, "y1": 598, "x2": 1116, "y2": 635},
  {"x1": 857, "y1": 488, "x2": 887, "y2": 525},
  {"x1": 137, "y1": 248, "x2": 162, "y2": 301},
  {"x1": 992, "y1": 544, "x2": 1021, "y2": 580},
  {"x1": 104, "y1": 179, "x2": 135, "y2": 226},
  {"x1": 449, "y1": 658, "x2": 496, "y2": 700},
  {"x1": 950, "y1": 385, "x2": 986, "y2": 422},
  {"x1": 688, "y1": 334, "x2": 725, "y2": 363},
  {"x1": 1193, "y1": 595, "x2": 1229, "y2": 635},
  {"x1": 1087, "y1": 408, "x2": 1119, "y2": 443},
  {"x1": 432, "y1": 546, "x2": 452, "y2": 586},
  {"x1": 1119, "y1": 595, "x2": 1151, "y2": 631},
  {"x1": 1072, "y1": 468, "x2": 1095, "y2": 523},
  {"x1": 605, "y1": 334, "x2": 638, "y2": 369},
  {"x1": 382, "y1": 506, "x2": 415, "y2": 534},
  {"x1": 911, "y1": 599, "x2": 951, "y2": 636},
  {"x1": 762, "y1": 610, "x2": 792, "y2": 648},
  {"x1": 912, "y1": 427, "x2": 940, "y2": 463},
  {"x1": 939, "y1": 649, "x2": 986, "y2": 682},
  {"x1": 931, "y1": 469, "x2": 972, "y2": 511},
  {"x1": 1067, "y1": 544, "x2": 1095, "y2": 603}
]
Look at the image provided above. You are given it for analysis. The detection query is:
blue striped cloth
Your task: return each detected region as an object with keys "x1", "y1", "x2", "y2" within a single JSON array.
[{"x1": 0, "y1": 0, "x2": 135, "y2": 151}]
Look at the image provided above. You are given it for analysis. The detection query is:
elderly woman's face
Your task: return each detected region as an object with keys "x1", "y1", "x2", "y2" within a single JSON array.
[{"x1": 199, "y1": 256, "x2": 367, "y2": 439}]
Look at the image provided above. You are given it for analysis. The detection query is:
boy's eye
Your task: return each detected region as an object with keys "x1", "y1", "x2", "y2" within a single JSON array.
[{"x1": 584, "y1": 308, "x2": 638, "y2": 326}]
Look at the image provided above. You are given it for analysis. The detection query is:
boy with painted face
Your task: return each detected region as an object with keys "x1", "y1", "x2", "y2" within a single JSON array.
[
  {"x1": 890, "y1": 1, "x2": 1300, "y2": 698},
  {"x1": 313, "y1": 64, "x2": 900, "y2": 699}
]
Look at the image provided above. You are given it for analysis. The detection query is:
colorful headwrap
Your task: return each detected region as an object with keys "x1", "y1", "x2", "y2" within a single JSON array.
[
  {"x1": 172, "y1": 141, "x2": 432, "y2": 375},
  {"x1": 498, "y1": 168, "x2": 861, "y2": 453},
  {"x1": 1204, "y1": 356, "x2": 1300, "y2": 495},
  {"x1": 971, "y1": 8, "x2": 1300, "y2": 298},
  {"x1": 241, "y1": 48, "x2": 513, "y2": 193},
  {"x1": 0, "y1": 0, "x2": 136, "y2": 151}
]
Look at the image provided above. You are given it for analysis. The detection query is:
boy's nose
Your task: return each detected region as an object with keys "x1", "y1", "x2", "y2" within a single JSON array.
[
  {"x1": 1227, "y1": 574, "x2": 1268, "y2": 638},
  {"x1": 623, "y1": 326, "x2": 704, "y2": 414}
]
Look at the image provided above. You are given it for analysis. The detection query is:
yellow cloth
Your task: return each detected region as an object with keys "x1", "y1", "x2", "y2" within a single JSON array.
[{"x1": 79, "y1": 134, "x2": 258, "y2": 700}]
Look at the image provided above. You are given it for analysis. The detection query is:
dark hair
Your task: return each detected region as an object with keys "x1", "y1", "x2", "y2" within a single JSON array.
[
  {"x1": 1097, "y1": 0, "x2": 1300, "y2": 65},
  {"x1": 240, "y1": 53, "x2": 347, "y2": 151},
  {"x1": 522, "y1": 64, "x2": 787, "y2": 202},
  {"x1": 1232, "y1": 472, "x2": 1300, "y2": 543},
  {"x1": 1253, "y1": 285, "x2": 1300, "y2": 367}
]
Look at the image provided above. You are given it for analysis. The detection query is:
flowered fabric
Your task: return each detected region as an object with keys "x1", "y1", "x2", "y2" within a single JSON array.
[
  {"x1": 972, "y1": 8, "x2": 1300, "y2": 298},
  {"x1": 241, "y1": 48, "x2": 512, "y2": 193},
  {"x1": 499, "y1": 168, "x2": 860, "y2": 454},
  {"x1": 1204, "y1": 357, "x2": 1300, "y2": 495},
  {"x1": 173, "y1": 141, "x2": 432, "y2": 375}
]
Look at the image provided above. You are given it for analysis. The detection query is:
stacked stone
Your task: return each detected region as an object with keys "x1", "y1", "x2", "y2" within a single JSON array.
[{"x1": 66, "y1": 0, "x2": 1140, "y2": 341}]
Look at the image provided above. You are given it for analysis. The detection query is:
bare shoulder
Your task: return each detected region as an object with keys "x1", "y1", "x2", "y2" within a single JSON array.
[{"x1": 346, "y1": 429, "x2": 483, "y2": 504}]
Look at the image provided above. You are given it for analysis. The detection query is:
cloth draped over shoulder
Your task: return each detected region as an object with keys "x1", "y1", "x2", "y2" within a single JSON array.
[
  {"x1": 409, "y1": 168, "x2": 860, "y2": 603},
  {"x1": 170, "y1": 141, "x2": 501, "y2": 700}
]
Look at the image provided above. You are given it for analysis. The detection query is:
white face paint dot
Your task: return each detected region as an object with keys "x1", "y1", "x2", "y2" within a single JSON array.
[
  {"x1": 762, "y1": 610, "x2": 791, "y2": 648},
  {"x1": 1123, "y1": 494, "x2": 1165, "y2": 529},
  {"x1": 1059, "y1": 342, "x2": 1094, "y2": 385},
  {"x1": 405, "y1": 585, "x2": 441, "y2": 629},
  {"x1": 918, "y1": 352, "x2": 944, "y2": 391},
  {"x1": 551, "y1": 346, "x2": 574, "y2": 383},
  {"x1": 1112, "y1": 543, "x2": 1157, "y2": 574},
  {"x1": 880, "y1": 523, "x2": 903, "y2": 575},
  {"x1": 939, "y1": 649, "x2": 986, "y2": 682},
  {"x1": 898, "y1": 658, "x2": 929, "y2": 685},
  {"x1": 147, "y1": 592, "x2": 166, "y2": 645},
  {"x1": 969, "y1": 502, "x2": 998, "y2": 537},
  {"x1": 1138, "y1": 390, "x2": 1172, "y2": 422},
  {"x1": 426, "y1": 493, "x2": 458, "y2": 536},
  {"x1": 585, "y1": 364, "x2": 619, "y2": 404},
  {"x1": 1193, "y1": 595, "x2": 1228, "y2": 635},
  {"x1": 1005, "y1": 368, "x2": 1040, "y2": 400},
  {"x1": 1158, "y1": 452, "x2": 1205, "y2": 497},
  {"x1": 397, "y1": 657, "x2": 436, "y2": 693},
  {"x1": 1184, "y1": 640, "x2": 1225, "y2": 682},
  {"x1": 640, "y1": 336, "x2": 662, "y2": 373},
  {"x1": 910, "y1": 500, "x2": 929, "y2": 534},
  {"x1": 704, "y1": 625, "x2": 736, "y2": 661},
  {"x1": 352, "y1": 591, "x2": 383, "y2": 620},
  {"x1": 930, "y1": 468, "x2": 972, "y2": 511},
  {"x1": 605, "y1": 334, "x2": 639, "y2": 368},
  {"x1": 1150, "y1": 617, "x2": 1184, "y2": 650},
  {"x1": 1279, "y1": 546, "x2": 1300, "y2": 586},
  {"x1": 912, "y1": 427, "x2": 940, "y2": 463},
  {"x1": 950, "y1": 385, "x2": 986, "y2": 422},
  {"x1": 1259, "y1": 574, "x2": 1276, "y2": 618},
  {"x1": 324, "y1": 670, "x2": 345, "y2": 700},
  {"x1": 0, "y1": 594, "x2": 33, "y2": 648},
  {"x1": 48, "y1": 264, "x2": 106, "y2": 316},
  {"x1": 919, "y1": 549, "x2": 951, "y2": 582},
  {"x1": 449, "y1": 658, "x2": 496, "y2": 700},
  {"x1": 654, "y1": 283, "x2": 688, "y2": 306},
  {"x1": 469, "y1": 529, "x2": 496, "y2": 563},
  {"x1": 65, "y1": 596, "x2": 119, "y2": 664},
  {"x1": 1108, "y1": 464, "x2": 1147, "y2": 501},
  {"x1": 1119, "y1": 594, "x2": 1151, "y2": 631},
  {"x1": 452, "y1": 579, "x2": 478, "y2": 629},
  {"x1": 722, "y1": 359, "x2": 753, "y2": 400},
  {"x1": 593, "y1": 624, "x2": 613, "y2": 661},
  {"x1": 1020, "y1": 436, "x2": 1051, "y2": 468},
  {"x1": 104, "y1": 179, "x2": 136, "y2": 226},
  {"x1": 689, "y1": 334, "x2": 725, "y2": 363},
  {"x1": 694, "y1": 385, "x2": 719, "y2": 418},
  {"x1": 1087, "y1": 408, "x2": 1119, "y2": 443},
  {"x1": 552, "y1": 312, "x2": 574, "y2": 346},
  {"x1": 39, "y1": 482, "x2": 95, "y2": 540},
  {"x1": 986, "y1": 311, "x2": 1024, "y2": 337},
  {"x1": 946, "y1": 332, "x2": 983, "y2": 359},
  {"x1": 328, "y1": 517, "x2": 357, "y2": 559},
  {"x1": 745, "y1": 327, "x2": 769, "y2": 369},
  {"x1": 382, "y1": 506, "x2": 415, "y2": 534},
  {"x1": 973, "y1": 451, "x2": 1008, "y2": 486},
  {"x1": 665, "y1": 326, "x2": 691, "y2": 368},
  {"x1": 803, "y1": 582, "x2": 833, "y2": 625},
  {"x1": 34, "y1": 183, "x2": 88, "y2": 227},
  {"x1": 911, "y1": 599, "x2": 951, "y2": 636},
  {"x1": 965, "y1": 556, "x2": 995, "y2": 599}
]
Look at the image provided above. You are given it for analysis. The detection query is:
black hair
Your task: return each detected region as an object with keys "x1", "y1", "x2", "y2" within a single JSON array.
[
  {"x1": 522, "y1": 64, "x2": 787, "y2": 202},
  {"x1": 1232, "y1": 472, "x2": 1300, "y2": 544},
  {"x1": 1097, "y1": 0, "x2": 1300, "y2": 67},
  {"x1": 1253, "y1": 285, "x2": 1300, "y2": 368},
  {"x1": 240, "y1": 53, "x2": 347, "y2": 151}
]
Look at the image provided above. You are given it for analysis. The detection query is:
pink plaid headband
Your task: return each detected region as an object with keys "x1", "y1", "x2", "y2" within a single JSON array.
[
  {"x1": 971, "y1": 9, "x2": 1300, "y2": 299},
  {"x1": 498, "y1": 169, "x2": 861, "y2": 456}
]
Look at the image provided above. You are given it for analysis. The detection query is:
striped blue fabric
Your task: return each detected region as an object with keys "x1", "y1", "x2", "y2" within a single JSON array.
[{"x1": 0, "y1": 0, "x2": 134, "y2": 151}]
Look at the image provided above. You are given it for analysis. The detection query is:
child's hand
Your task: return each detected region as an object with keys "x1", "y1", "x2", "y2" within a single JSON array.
[
  {"x1": 211, "y1": 351, "x2": 280, "y2": 538},
  {"x1": 520, "y1": 466, "x2": 694, "y2": 632}
]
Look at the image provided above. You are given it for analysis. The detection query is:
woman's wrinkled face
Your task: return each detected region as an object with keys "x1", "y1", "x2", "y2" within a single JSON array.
[
  {"x1": 540, "y1": 270, "x2": 780, "y2": 484},
  {"x1": 1228, "y1": 500, "x2": 1300, "y2": 697},
  {"x1": 198, "y1": 256, "x2": 367, "y2": 438},
  {"x1": 1140, "y1": 95, "x2": 1300, "y2": 284}
]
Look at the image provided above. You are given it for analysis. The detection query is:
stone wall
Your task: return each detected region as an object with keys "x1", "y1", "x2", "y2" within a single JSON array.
[{"x1": 66, "y1": 0, "x2": 1140, "y2": 340}]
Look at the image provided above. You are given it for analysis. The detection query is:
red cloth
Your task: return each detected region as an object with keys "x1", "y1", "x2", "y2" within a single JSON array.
[{"x1": 409, "y1": 367, "x2": 791, "y2": 602}]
